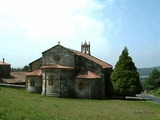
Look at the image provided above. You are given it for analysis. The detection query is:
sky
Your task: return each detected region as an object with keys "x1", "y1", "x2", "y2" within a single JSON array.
[{"x1": 0, "y1": 0, "x2": 160, "y2": 68}]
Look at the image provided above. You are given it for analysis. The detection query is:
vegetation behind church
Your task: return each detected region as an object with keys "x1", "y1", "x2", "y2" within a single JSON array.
[
  {"x1": 143, "y1": 69, "x2": 160, "y2": 96},
  {"x1": 138, "y1": 66, "x2": 160, "y2": 76},
  {"x1": 11, "y1": 65, "x2": 28, "y2": 72}
]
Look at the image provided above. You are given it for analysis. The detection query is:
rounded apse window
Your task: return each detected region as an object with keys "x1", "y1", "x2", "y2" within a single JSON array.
[{"x1": 54, "y1": 55, "x2": 61, "y2": 62}]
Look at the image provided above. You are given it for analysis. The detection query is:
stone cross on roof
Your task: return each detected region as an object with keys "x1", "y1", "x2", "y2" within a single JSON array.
[{"x1": 58, "y1": 41, "x2": 60, "y2": 45}]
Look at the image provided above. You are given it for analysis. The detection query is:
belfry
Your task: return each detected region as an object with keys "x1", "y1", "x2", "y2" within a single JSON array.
[{"x1": 81, "y1": 40, "x2": 90, "y2": 55}]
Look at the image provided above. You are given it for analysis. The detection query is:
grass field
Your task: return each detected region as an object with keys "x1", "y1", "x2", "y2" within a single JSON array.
[{"x1": 0, "y1": 87, "x2": 160, "y2": 120}]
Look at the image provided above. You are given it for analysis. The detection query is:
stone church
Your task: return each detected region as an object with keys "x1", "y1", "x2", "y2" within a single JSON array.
[{"x1": 26, "y1": 41, "x2": 112, "y2": 99}]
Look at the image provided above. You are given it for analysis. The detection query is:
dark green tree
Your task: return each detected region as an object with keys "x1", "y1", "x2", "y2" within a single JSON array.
[
  {"x1": 11, "y1": 67, "x2": 22, "y2": 72},
  {"x1": 144, "y1": 69, "x2": 160, "y2": 91},
  {"x1": 111, "y1": 47, "x2": 143, "y2": 98},
  {"x1": 11, "y1": 65, "x2": 28, "y2": 72},
  {"x1": 22, "y1": 65, "x2": 29, "y2": 71}
]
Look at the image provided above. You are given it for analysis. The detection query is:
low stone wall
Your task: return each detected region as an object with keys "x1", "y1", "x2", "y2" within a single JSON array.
[{"x1": 0, "y1": 83, "x2": 25, "y2": 89}]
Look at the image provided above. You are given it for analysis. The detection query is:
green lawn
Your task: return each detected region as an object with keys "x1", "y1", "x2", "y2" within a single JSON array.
[{"x1": 0, "y1": 87, "x2": 160, "y2": 120}]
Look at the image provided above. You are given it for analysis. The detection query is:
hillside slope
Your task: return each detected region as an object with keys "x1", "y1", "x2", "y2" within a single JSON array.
[{"x1": 137, "y1": 66, "x2": 160, "y2": 76}]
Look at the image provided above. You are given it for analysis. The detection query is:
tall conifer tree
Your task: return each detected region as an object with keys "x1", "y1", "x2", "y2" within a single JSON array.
[{"x1": 111, "y1": 47, "x2": 142, "y2": 98}]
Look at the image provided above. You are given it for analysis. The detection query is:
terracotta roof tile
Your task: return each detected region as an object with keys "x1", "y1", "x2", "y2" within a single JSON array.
[
  {"x1": 68, "y1": 49, "x2": 112, "y2": 68},
  {"x1": 40, "y1": 64, "x2": 74, "y2": 69},
  {"x1": 26, "y1": 69, "x2": 42, "y2": 76},
  {"x1": 0, "y1": 72, "x2": 27, "y2": 83},
  {"x1": 76, "y1": 71, "x2": 101, "y2": 79}
]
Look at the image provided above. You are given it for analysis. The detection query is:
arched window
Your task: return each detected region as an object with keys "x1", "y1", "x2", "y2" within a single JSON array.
[
  {"x1": 78, "y1": 82, "x2": 83, "y2": 90},
  {"x1": 30, "y1": 80, "x2": 35, "y2": 87},
  {"x1": 49, "y1": 75, "x2": 54, "y2": 86}
]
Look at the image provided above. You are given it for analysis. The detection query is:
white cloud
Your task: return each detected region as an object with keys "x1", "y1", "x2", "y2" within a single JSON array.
[
  {"x1": 0, "y1": 0, "x2": 106, "y2": 38},
  {"x1": 4, "y1": 22, "x2": 15, "y2": 27},
  {"x1": 0, "y1": 0, "x2": 113, "y2": 59},
  {"x1": 0, "y1": 0, "x2": 119, "y2": 68}
]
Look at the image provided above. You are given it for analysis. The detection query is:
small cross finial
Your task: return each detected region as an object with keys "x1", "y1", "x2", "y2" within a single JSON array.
[{"x1": 58, "y1": 41, "x2": 60, "y2": 45}]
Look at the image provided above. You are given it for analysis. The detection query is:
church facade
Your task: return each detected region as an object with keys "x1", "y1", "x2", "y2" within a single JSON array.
[{"x1": 26, "y1": 42, "x2": 112, "y2": 99}]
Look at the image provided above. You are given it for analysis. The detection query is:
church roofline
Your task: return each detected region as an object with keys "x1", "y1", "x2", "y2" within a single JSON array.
[
  {"x1": 29, "y1": 57, "x2": 42, "y2": 65},
  {"x1": 42, "y1": 44, "x2": 67, "y2": 54},
  {"x1": 30, "y1": 42, "x2": 112, "y2": 69},
  {"x1": 26, "y1": 69, "x2": 42, "y2": 76},
  {"x1": 67, "y1": 48, "x2": 112, "y2": 69}
]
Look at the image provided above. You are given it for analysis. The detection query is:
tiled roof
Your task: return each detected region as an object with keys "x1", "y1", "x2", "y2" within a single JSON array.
[
  {"x1": 0, "y1": 72, "x2": 27, "y2": 83},
  {"x1": 40, "y1": 64, "x2": 74, "y2": 69},
  {"x1": 0, "y1": 61, "x2": 10, "y2": 65},
  {"x1": 26, "y1": 69, "x2": 42, "y2": 76},
  {"x1": 68, "y1": 48, "x2": 112, "y2": 69},
  {"x1": 76, "y1": 71, "x2": 101, "y2": 79}
]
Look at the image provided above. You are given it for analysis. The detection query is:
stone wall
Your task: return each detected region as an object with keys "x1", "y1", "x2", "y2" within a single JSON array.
[
  {"x1": 75, "y1": 79, "x2": 90, "y2": 98},
  {"x1": 42, "y1": 45, "x2": 75, "y2": 67},
  {"x1": 0, "y1": 65, "x2": 10, "y2": 77},
  {"x1": 42, "y1": 69, "x2": 75, "y2": 97},
  {"x1": 26, "y1": 76, "x2": 42, "y2": 93},
  {"x1": 75, "y1": 56, "x2": 106, "y2": 98},
  {"x1": 76, "y1": 56, "x2": 103, "y2": 75},
  {"x1": 29, "y1": 58, "x2": 42, "y2": 72},
  {"x1": 75, "y1": 78, "x2": 103, "y2": 99}
]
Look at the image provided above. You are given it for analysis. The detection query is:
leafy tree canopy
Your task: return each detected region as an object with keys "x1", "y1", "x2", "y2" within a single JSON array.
[
  {"x1": 111, "y1": 47, "x2": 142, "y2": 97},
  {"x1": 11, "y1": 65, "x2": 28, "y2": 72},
  {"x1": 144, "y1": 69, "x2": 160, "y2": 91}
]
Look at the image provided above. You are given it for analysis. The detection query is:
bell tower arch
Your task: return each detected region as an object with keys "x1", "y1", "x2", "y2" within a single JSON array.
[{"x1": 81, "y1": 40, "x2": 90, "y2": 55}]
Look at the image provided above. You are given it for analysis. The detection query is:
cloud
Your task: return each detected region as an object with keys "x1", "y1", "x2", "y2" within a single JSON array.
[
  {"x1": 0, "y1": 0, "x2": 106, "y2": 38},
  {"x1": 0, "y1": 22, "x2": 15, "y2": 27},
  {"x1": 0, "y1": 0, "x2": 115, "y2": 67}
]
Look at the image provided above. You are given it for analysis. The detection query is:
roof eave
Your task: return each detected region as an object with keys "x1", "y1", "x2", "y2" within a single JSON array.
[{"x1": 26, "y1": 75, "x2": 42, "y2": 77}]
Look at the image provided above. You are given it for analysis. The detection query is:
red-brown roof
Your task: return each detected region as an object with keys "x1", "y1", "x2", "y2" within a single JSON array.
[
  {"x1": 68, "y1": 49, "x2": 112, "y2": 68},
  {"x1": 0, "y1": 72, "x2": 27, "y2": 83},
  {"x1": 40, "y1": 64, "x2": 74, "y2": 69},
  {"x1": 76, "y1": 71, "x2": 101, "y2": 79},
  {"x1": 0, "y1": 61, "x2": 10, "y2": 65},
  {"x1": 26, "y1": 69, "x2": 42, "y2": 76}
]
